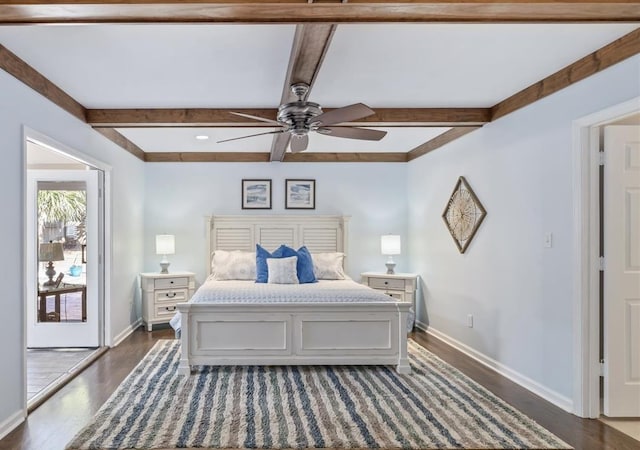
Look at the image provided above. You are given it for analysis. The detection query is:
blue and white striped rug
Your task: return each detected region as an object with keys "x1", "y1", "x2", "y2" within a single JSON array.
[{"x1": 66, "y1": 340, "x2": 571, "y2": 449}]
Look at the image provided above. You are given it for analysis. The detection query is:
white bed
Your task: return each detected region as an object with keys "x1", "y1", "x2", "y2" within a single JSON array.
[{"x1": 175, "y1": 215, "x2": 411, "y2": 375}]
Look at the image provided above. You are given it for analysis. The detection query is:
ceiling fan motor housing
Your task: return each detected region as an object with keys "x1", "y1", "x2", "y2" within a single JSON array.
[{"x1": 277, "y1": 101, "x2": 323, "y2": 135}]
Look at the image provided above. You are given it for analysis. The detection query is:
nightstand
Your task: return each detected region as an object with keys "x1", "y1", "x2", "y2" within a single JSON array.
[
  {"x1": 140, "y1": 272, "x2": 195, "y2": 331},
  {"x1": 361, "y1": 272, "x2": 418, "y2": 328}
]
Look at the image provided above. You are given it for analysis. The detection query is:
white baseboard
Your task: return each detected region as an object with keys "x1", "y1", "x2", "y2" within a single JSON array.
[
  {"x1": 0, "y1": 410, "x2": 25, "y2": 441},
  {"x1": 112, "y1": 319, "x2": 142, "y2": 347},
  {"x1": 415, "y1": 319, "x2": 429, "y2": 332},
  {"x1": 415, "y1": 322, "x2": 574, "y2": 413}
]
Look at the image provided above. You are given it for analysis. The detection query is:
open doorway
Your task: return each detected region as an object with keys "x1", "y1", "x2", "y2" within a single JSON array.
[{"x1": 25, "y1": 139, "x2": 106, "y2": 411}]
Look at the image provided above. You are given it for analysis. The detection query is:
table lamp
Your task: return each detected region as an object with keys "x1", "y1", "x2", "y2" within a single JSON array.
[
  {"x1": 39, "y1": 241, "x2": 65, "y2": 286},
  {"x1": 381, "y1": 234, "x2": 401, "y2": 274},
  {"x1": 156, "y1": 234, "x2": 175, "y2": 274}
]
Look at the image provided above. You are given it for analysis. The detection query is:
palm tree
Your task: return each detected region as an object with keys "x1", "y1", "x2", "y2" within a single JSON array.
[{"x1": 38, "y1": 190, "x2": 86, "y2": 244}]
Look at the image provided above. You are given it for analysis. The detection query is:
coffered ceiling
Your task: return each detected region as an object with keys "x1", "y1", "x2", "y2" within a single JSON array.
[{"x1": 0, "y1": 2, "x2": 638, "y2": 163}]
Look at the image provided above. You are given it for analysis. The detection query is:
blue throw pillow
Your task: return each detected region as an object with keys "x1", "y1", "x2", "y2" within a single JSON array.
[
  {"x1": 275, "y1": 245, "x2": 317, "y2": 284},
  {"x1": 256, "y1": 244, "x2": 317, "y2": 284},
  {"x1": 255, "y1": 244, "x2": 273, "y2": 283},
  {"x1": 296, "y1": 246, "x2": 317, "y2": 284},
  {"x1": 272, "y1": 244, "x2": 295, "y2": 258}
]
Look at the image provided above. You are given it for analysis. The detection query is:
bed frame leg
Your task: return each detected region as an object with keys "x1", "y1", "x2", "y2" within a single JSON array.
[
  {"x1": 178, "y1": 360, "x2": 192, "y2": 376},
  {"x1": 177, "y1": 307, "x2": 192, "y2": 376},
  {"x1": 396, "y1": 307, "x2": 411, "y2": 374},
  {"x1": 396, "y1": 360, "x2": 411, "y2": 374}
]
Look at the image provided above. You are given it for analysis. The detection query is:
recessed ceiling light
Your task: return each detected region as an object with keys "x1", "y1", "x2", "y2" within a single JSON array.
[{"x1": 195, "y1": 135, "x2": 209, "y2": 140}]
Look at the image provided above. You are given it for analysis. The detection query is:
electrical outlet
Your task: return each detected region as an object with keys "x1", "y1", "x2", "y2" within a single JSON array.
[{"x1": 467, "y1": 314, "x2": 473, "y2": 328}]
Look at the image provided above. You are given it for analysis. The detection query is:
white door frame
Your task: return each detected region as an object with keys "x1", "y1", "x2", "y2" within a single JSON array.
[
  {"x1": 572, "y1": 96, "x2": 640, "y2": 418},
  {"x1": 21, "y1": 127, "x2": 113, "y2": 413}
]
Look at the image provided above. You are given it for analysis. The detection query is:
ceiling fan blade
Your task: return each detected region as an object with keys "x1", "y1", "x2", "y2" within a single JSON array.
[
  {"x1": 312, "y1": 103, "x2": 375, "y2": 126},
  {"x1": 318, "y1": 127, "x2": 387, "y2": 141},
  {"x1": 230, "y1": 111, "x2": 280, "y2": 125},
  {"x1": 217, "y1": 129, "x2": 285, "y2": 144},
  {"x1": 290, "y1": 134, "x2": 309, "y2": 153}
]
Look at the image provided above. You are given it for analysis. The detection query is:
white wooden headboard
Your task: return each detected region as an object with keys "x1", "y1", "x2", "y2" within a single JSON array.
[{"x1": 206, "y1": 215, "x2": 350, "y2": 276}]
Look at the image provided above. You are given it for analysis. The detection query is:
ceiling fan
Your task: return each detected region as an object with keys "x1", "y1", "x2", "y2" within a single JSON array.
[{"x1": 217, "y1": 83, "x2": 387, "y2": 153}]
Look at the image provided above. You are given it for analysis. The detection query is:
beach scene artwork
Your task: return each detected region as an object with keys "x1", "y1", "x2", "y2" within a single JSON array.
[
  {"x1": 286, "y1": 179, "x2": 315, "y2": 209},
  {"x1": 242, "y1": 179, "x2": 271, "y2": 209}
]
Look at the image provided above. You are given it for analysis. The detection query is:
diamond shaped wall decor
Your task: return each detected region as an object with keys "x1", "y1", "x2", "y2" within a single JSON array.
[{"x1": 442, "y1": 176, "x2": 487, "y2": 253}]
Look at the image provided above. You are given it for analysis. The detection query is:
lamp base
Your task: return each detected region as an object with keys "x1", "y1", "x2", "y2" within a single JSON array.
[
  {"x1": 43, "y1": 261, "x2": 57, "y2": 286},
  {"x1": 159, "y1": 261, "x2": 170, "y2": 274},
  {"x1": 385, "y1": 262, "x2": 396, "y2": 275}
]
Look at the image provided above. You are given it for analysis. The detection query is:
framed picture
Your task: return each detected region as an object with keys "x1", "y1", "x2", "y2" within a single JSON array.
[
  {"x1": 242, "y1": 179, "x2": 272, "y2": 209},
  {"x1": 285, "y1": 179, "x2": 316, "y2": 210}
]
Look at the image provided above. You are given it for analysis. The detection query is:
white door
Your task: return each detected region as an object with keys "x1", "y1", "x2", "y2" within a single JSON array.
[
  {"x1": 603, "y1": 125, "x2": 640, "y2": 417},
  {"x1": 26, "y1": 170, "x2": 102, "y2": 348}
]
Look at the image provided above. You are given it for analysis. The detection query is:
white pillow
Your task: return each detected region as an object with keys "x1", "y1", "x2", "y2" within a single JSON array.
[
  {"x1": 211, "y1": 250, "x2": 256, "y2": 280},
  {"x1": 267, "y1": 256, "x2": 299, "y2": 284},
  {"x1": 312, "y1": 252, "x2": 346, "y2": 280}
]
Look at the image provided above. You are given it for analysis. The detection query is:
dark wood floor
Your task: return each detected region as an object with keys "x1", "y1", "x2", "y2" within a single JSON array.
[
  {"x1": 0, "y1": 327, "x2": 637, "y2": 450},
  {"x1": 410, "y1": 332, "x2": 639, "y2": 450}
]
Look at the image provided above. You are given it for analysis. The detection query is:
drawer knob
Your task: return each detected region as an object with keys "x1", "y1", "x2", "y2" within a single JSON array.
[
  {"x1": 165, "y1": 306, "x2": 176, "y2": 312},
  {"x1": 166, "y1": 292, "x2": 176, "y2": 298},
  {"x1": 384, "y1": 281, "x2": 388, "y2": 285},
  {"x1": 170, "y1": 281, "x2": 174, "y2": 284}
]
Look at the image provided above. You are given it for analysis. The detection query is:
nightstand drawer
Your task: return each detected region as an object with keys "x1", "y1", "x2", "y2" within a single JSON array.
[
  {"x1": 154, "y1": 277, "x2": 188, "y2": 289},
  {"x1": 384, "y1": 291, "x2": 405, "y2": 301},
  {"x1": 369, "y1": 277, "x2": 405, "y2": 291},
  {"x1": 155, "y1": 303, "x2": 178, "y2": 318},
  {"x1": 155, "y1": 288, "x2": 188, "y2": 303}
]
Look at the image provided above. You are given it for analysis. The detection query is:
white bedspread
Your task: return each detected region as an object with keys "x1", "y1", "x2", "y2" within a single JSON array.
[{"x1": 170, "y1": 278, "x2": 414, "y2": 332}]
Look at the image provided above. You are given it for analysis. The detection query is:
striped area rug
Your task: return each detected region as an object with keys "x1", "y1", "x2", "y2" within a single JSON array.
[{"x1": 66, "y1": 340, "x2": 571, "y2": 449}]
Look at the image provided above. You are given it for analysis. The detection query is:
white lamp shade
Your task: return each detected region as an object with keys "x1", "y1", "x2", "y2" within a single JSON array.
[
  {"x1": 155, "y1": 235, "x2": 175, "y2": 255},
  {"x1": 381, "y1": 235, "x2": 401, "y2": 255}
]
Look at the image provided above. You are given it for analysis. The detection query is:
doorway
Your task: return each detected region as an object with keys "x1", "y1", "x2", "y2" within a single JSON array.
[
  {"x1": 24, "y1": 137, "x2": 106, "y2": 409},
  {"x1": 27, "y1": 170, "x2": 101, "y2": 347},
  {"x1": 601, "y1": 122, "x2": 640, "y2": 417},
  {"x1": 572, "y1": 98, "x2": 640, "y2": 429}
]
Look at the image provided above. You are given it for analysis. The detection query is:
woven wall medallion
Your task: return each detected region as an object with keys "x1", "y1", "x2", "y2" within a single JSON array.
[{"x1": 442, "y1": 176, "x2": 487, "y2": 253}]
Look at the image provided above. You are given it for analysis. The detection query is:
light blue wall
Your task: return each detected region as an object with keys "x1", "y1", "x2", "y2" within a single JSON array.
[
  {"x1": 407, "y1": 55, "x2": 640, "y2": 404},
  {"x1": 143, "y1": 162, "x2": 409, "y2": 285},
  {"x1": 1, "y1": 47, "x2": 638, "y2": 437},
  {"x1": 0, "y1": 69, "x2": 145, "y2": 433}
]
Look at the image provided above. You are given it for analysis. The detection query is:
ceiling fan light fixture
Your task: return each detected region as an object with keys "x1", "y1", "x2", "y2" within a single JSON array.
[
  {"x1": 290, "y1": 134, "x2": 309, "y2": 153},
  {"x1": 290, "y1": 128, "x2": 307, "y2": 137}
]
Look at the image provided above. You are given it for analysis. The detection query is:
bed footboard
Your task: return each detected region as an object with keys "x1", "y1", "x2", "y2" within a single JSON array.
[{"x1": 177, "y1": 302, "x2": 411, "y2": 374}]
